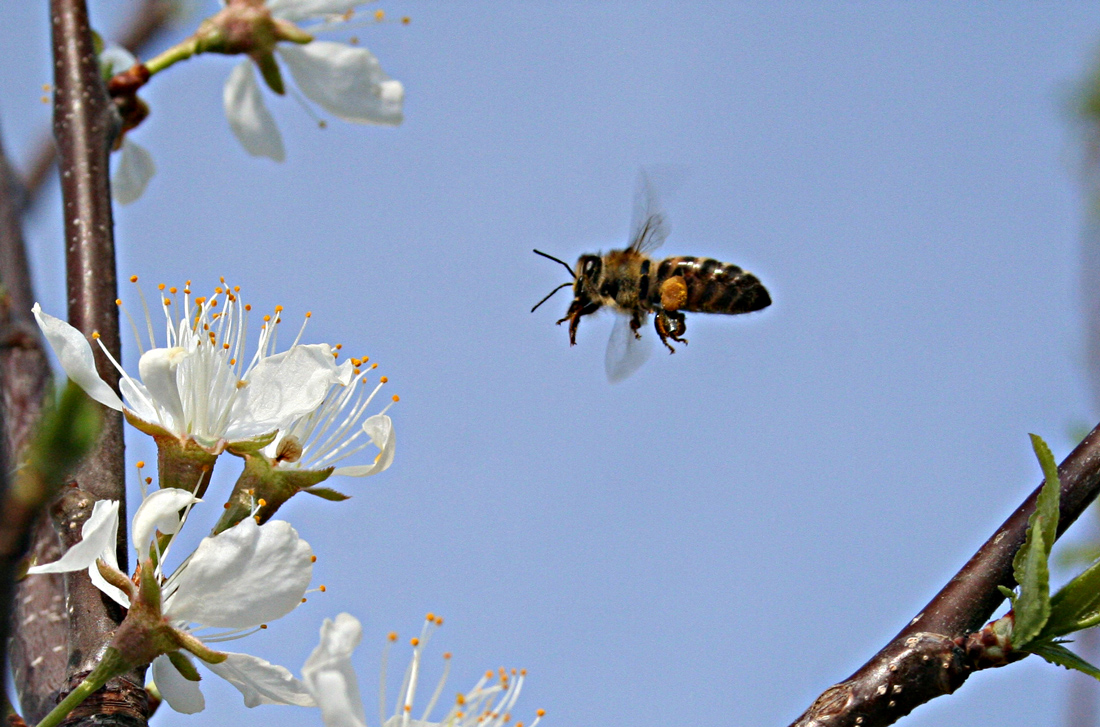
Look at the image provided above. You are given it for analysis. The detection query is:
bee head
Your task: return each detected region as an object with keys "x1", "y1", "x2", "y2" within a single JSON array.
[{"x1": 576, "y1": 255, "x2": 603, "y2": 292}]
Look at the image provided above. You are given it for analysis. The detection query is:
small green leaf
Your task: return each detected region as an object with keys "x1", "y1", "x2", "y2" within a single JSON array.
[
  {"x1": 1045, "y1": 558, "x2": 1100, "y2": 639},
  {"x1": 1030, "y1": 434, "x2": 1061, "y2": 559},
  {"x1": 302, "y1": 486, "x2": 351, "y2": 502},
  {"x1": 998, "y1": 585, "x2": 1017, "y2": 604},
  {"x1": 1013, "y1": 521, "x2": 1051, "y2": 647},
  {"x1": 1028, "y1": 641, "x2": 1100, "y2": 680}
]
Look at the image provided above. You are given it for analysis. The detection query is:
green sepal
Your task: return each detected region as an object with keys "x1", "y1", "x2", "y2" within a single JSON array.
[
  {"x1": 302, "y1": 486, "x2": 351, "y2": 502},
  {"x1": 138, "y1": 559, "x2": 161, "y2": 615},
  {"x1": 253, "y1": 52, "x2": 285, "y2": 95},
  {"x1": 1027, "y1": 640, "x2": 1100, "y2": 680},
  {"x1": 226, "y1": 429, "x2": 279, "y2": 454},
  {"x1": 1010, "y1": 434, "x2": 1061, "y2": 648},
  {"x1": 167, "y1": 650, "x2": 202, "y2": 682}
]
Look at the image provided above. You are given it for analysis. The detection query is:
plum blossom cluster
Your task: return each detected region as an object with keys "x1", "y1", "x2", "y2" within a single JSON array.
[
  {"x1": 108, "y1": 0, "x2": 405, "y2": 204},
  {"x1": 29, "y1": 280, "x2": 543, "y2": 727}
]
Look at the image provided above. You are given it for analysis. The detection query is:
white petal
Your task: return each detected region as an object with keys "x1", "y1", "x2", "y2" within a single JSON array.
[
  {"x1": 207, "y1": 652, "x2": 316, "y2": 708},
  {"x1": 152, "y1": 654, "x2": 206, "y2": 714},
  {"x1": 32, "y1": 304, "x2": 124, "y2": 411},
  {"x1": 28, "y1": 500, "x2": 118, "y2": 574},
  {"x1": 111, "y1": 137, "x2": 156, "y2": 205},
  {"x1": 131, "y1": 488, "x2": 202, "y2": 555},
  {"x1": 137, "y1": 347, "x2": 188, "y2": 433},
  {"x1": 267, "y1": 0, "x2": 366, "y2": 21},
  {"x1": 277, "y1": 42, "x2": 403, "y2": 126},
  {"x1": 164, "y1": 518, "x2": 313, "y2": 629},
  {"x1": 302, "y1": 614, "x2": 366, "y2": 727},
  {"x1": 224, "y1": 60, "x2": 286, "y2": 161},
  {"x1": 331, "y1": 415, "x2": 394, "y2": 477},
  {"x1": 228, "y1": 344, "x2": 343, "y2": 440},
  {"x1": 99, "y1": 45, "x2": 137, "y2": 76}
]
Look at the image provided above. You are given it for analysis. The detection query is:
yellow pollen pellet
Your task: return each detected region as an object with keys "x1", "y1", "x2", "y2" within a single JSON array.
[
  {"x1": 388, "y1": 632, "x2": 398, "y2": 641},
  {"x1": 380, "y1": 376, "x2": 388, "y2": 383},
  {"x1": 392, "y1": 395, "x2": 400, "y2": 402},
  {"x1": 319, "y1": 585, "x2": 326, "y2": 592},
  {"x1": 410, "y1": 638, "x2": 420, "y2": 646},
  {"x1": 310, "y1": 555, "x2": 317, "y2": 563},
  {"x1": 374, "y1": 9, "x2": 384, "y2": 20},
  {"x1": 91, "y1": 332, "x2": 100, "y2": 340},
  {"x1": 115, "y1": 299, "x2": 122, "y2": 306}
]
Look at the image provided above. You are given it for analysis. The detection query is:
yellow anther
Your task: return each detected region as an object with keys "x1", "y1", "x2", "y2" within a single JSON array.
[
  {"x1": 404, "y1": 706, "x2": 411, "y2": 714},
  {"x1": 380, "y1": 376, "x2": 389, "y2": 383},
  {"x1": 42, "y1": 83, "x2": 51, "y2": 91},
  {"x1": 115, "y1": 299, "x2": 122, "y2": 305},
  {"x1": 537, "y1": 710, "x2": 546, "y2": 717},
  {"x1": 374, "y1": 9, "x2": 384, "y2": 20},
  {"x1": 223, "y1": 343, "x2": 230, "y2": 349},
  {"x1": 229, "y1": 358, "x2": 237, "y2": 365},
  {"x1": 223, "y1": 503, "x2": 231, "y2": 509},
  {"x1": 215, "y1": 287, "x2": 224, "y2": 294},
  {"x1": 169, "y1": 287, "x2": 178, "y2": 294},
  {"x1": 195, "y1": 296, "x2": 206, "y2": 304},
  {"x1": 371, "y1": 363, "x2": 378, "y2": 369},
  {"x1": 318, "y1": 585, "x2": 326, "y2": 592},
  {"x1": 91, "y1": 332, "x2": 101, "y2": 340},
  {"x1": 363, "y1": 357, "x2": 370, "y2": 362},
  {"x1": 210, "y1": 299, "x2": 218, "y2": 307},
  {"x1": 485, "y1": 671, "x2": 493, "y2": 679},
  {"x1": 520, "y1": 669, "x2": 526, "y2": 676},
  {"x1": 260, "y1": 624, "x2": 268, "y2": 629},
  {"x1": 425, "y1": 612, "x2": 435, "y2": 621},
  {"x1": 234, "y1": 286, "x2": 240, "y2": 293},
  {"x1": 158, "y1": 283, "x2": 166, "y2": 290},
  {"x1": 163, "y1": 299, "x2": 171, "y2": 306},
  {"x1": 136, "y1": 461, "x2": 145, "y2": 468},
  {"x1": 305, "y1": 311, "x2": 312, "y2": 318},
  {"x1": 40, "y1": 96, "x2": 49, "y2": 104},
  {"x1": 275, "y1": 305, "x2": 283, "y2": 314},
  {"x1": 245, "y1": 304, "x2": 252, "y2": 312},
  {"x1": 263, "y1": 315, "x2": 271, "y2": 322},
  {"x1": 392, "y1": 394, "x2": 400, "y2": 402},
  {"x1": 310, "y1": 555, "x2": 318, "y2": 563},
  {"x1": 410, "y1": 637, "x2": 420, "y2": 646},
  {"x1": 443, "y1": 652, "x2": 452, "y2": 660},
  {"x1": 456, "y1": 695, "x2": 466, "y2": 706},
  {"x1": 301, "y1": 597, "x2": 307, "y2": 603},
  {"x1": 435, "y1": 616, "x2": 443, "y2": 625},
  {"x1": 254, "y1": 515, "x2": 261, "y2": 524},
  {"x1": 349, "y1": 36, "x2": 359, "y2": 44},
  {"x1": 388, "y1": 632, "x2": 398, "y2": 642},
  {"x1": 257, "y1": 499, "x2": 267, "y2": 507},
  {"x1": 335, "y1": 343, "x2": 343, "y2": 350},
  {"x1": 144, "y1": 477, "x2": 152, "y2": 485},
  {"x1": 402, "y1": 16, "x2": 410, "y2": 24},
  {"x1": 129, "y1": 275, "x2": 138, "y2": 283}
]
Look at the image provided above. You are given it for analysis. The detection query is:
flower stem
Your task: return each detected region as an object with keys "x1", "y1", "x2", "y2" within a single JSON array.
[
  {"x1": 34, "y1": 648, "x2": 129, "y2": 727},
  {"x1": 144, "y1": 38, "x2": 198, "y2": 76}
]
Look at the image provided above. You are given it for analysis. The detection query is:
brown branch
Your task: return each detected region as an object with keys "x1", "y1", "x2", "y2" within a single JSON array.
[
  {"x1": 788, "y1": 423, "x2": 1100, "y2": 727},
  {"x1": 23, "y1": 0, "x2": 175, "y2": 209},
  {"x1": 49, "y1": 1, "x2": 144, "y2": 725},
  {"x1": 0, "y1": 119, "x2": 66, "y2": 723}
]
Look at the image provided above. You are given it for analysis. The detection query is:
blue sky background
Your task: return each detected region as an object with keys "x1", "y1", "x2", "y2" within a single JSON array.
[{"x1": 4, "y1": 3, "x2": 1100, "y2": 726}]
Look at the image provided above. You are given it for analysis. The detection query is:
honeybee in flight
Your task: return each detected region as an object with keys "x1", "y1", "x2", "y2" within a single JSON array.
[{"x1": 532, "y1": 172, "x2": 771, "y2": 381}]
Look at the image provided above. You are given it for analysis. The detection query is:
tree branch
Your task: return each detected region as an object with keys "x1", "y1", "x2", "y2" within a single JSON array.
[
  {"x1": 23, "y1": 0, "x2": 175, "y2": 209},
  {"x1": 49, "y1": 1, "x2": 143, "y2": 725},
  {"x1": 789, "y1": 422, "x2": 1100, "y2": 727}
]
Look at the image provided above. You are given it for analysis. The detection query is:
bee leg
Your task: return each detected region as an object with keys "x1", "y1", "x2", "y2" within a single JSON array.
[
  {"x1": 654, "y1": 310, "x2": 688, "y2": 353},
  {"x1": 557, "y1": 300, "x2": 601, "y2": 346},
  {"x1": 629, "y1": 311, "x2": 646, "y2": 340}
]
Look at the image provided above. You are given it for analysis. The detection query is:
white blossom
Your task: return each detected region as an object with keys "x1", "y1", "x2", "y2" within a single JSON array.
[
  {"x1": 302, "y1": 613, "x2": 544, "y2": 727},
  {"x1": 224, "y1": 1, "x2": 404, "y2": 161},
  {"x1": 33, "y1": 282, "x2": 349, "y2": 449}
]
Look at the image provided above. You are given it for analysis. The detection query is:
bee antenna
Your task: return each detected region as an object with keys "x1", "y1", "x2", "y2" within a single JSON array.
[
  {"x1": 531, "y1": 282, "x2": 573, "y2": 313},
  {"x1": 533, "y1": 249, "x2": 576, "y2": 279}
]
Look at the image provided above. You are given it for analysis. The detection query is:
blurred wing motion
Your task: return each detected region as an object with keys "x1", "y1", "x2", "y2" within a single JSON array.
[
  {"x1": 628, "y1": 170, "x2": 670, "y2": 254},
  {"x1": 605, "y1": 314, "x2": 653, "y2": 383}
]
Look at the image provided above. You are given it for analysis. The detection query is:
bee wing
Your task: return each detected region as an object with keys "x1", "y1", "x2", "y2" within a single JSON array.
[
  {"x1": 605, "y1": 313, "x2": 653, "y2": 383},
  {"x1": 627, "y1": 170, "x2": 670, "y2": 254}
]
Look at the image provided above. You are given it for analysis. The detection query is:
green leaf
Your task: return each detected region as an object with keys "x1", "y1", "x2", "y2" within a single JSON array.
[
  {"x1": 1045, "y1": 557, "x2": 1100, "y2": 639},
  {"x1": 1013, "y1": 521, "x2": 1051, "y2": 647},
  {"x1": 1028, "y1": 641, "x2": 1100, "y2": 680},
  {"x1": 302, "y1": 486, "x2": 351, "y2": 502},
  {"x1": 1009, "y1": 434, "x2": 1062, "y2": 648}
]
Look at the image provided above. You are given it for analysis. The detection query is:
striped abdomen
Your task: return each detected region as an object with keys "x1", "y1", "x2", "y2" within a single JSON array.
[{"x1": 647, "y1": 256, "x2": 771, "y2": 314}]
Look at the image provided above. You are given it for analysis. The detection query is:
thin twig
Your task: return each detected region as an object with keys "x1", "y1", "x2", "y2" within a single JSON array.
[
  {"x1": 788, "y1": 422, "x2": 1100, "y2": 727},
  {"x1": 49, "y1": 1, "x2": 144, "y2": 725}
]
